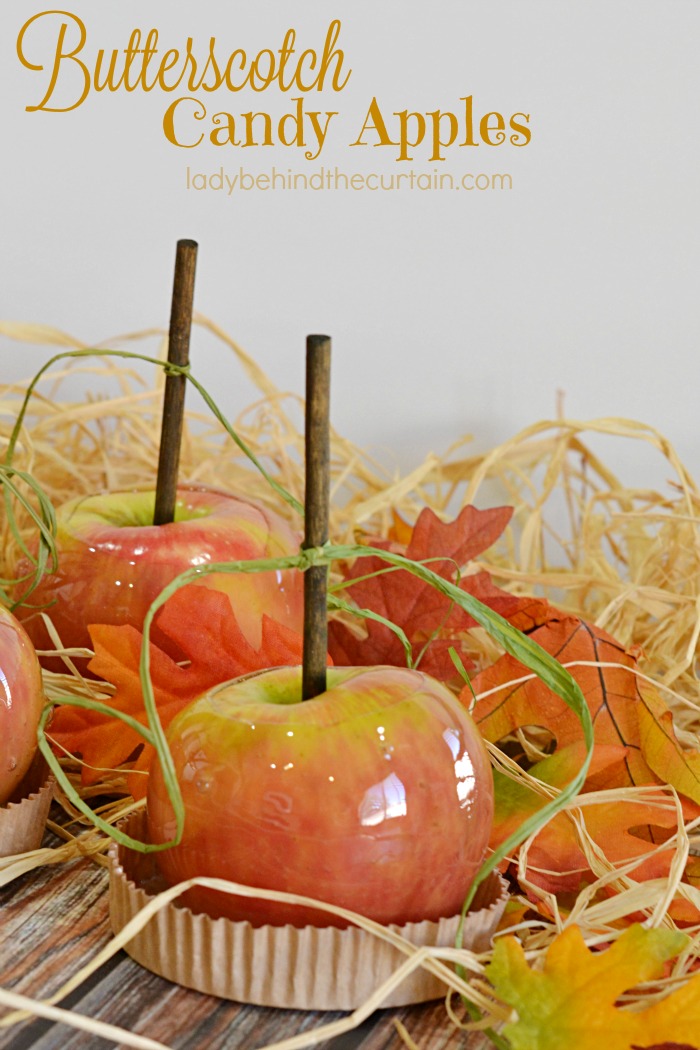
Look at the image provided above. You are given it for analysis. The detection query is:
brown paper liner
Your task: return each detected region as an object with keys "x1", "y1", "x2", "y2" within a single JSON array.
[
  {"x1": 0, "y1": 754, "x2": 54, "y2": 857},
  {"x1": 109, "y1": 811, "x2": 508, "y2": 1011}
]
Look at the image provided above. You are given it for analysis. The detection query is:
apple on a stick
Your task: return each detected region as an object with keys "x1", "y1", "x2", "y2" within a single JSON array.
[
  {"x1": 15, "y1": 485, "x2": 305, "y2": 664},
  {"x1": 14, "y1": 241, "x2": 304, "y2": 666},
  {"x1": 146, "y1": 335, "x2": 495, "y2": 928},
  {"x1": 0, "y1": 604, "x2": 44, "y2": 805},
  {"x1": 147, "y1": 663, "x2": 495, "y2": 927}
]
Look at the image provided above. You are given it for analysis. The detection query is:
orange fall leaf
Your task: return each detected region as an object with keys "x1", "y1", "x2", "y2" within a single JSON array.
[{"x1": 49, "y1": 584, "x2": 307, "y2": 800}]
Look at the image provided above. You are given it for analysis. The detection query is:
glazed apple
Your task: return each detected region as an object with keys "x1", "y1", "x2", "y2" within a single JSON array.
[
  {"x1": 14, "y1": 486, "x2": 304, "y2": 664},
  {"x1": 147, "y1": 664, "x2": 494, "y2": 928},
  {"x1": 0, "y1": 604, "x2": 44, "y2": 805}
]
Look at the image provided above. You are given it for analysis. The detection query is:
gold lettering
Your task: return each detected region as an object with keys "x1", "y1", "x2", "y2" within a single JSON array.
[
  {"x1": 509, "y1": 113, "x2": 531, "y2": 146},
  {"x1": 224, "y1": 49, "x2": 248, "y2": 91},
  {"x1": 480, "y1": 112, "x2": 506, "y2": 146},
  {"x1": 157, "y1": 49, "x2": 181, "y2": 90},
  {"x1": 459, "y1": 96, "x2": 478, "y2": 147},
  {"x1": 163, "y1": 96, "x2": 206, "y2": 148},
  {"x1": 304, "y1": 109, "x2": 336, "y2": 160},
  {"x1": 277, "y1": 29, "x2": 297, "y2": 90},
  {"x1": 242, "y1": 111, "x2": 274, "y2": 145},
  {"x1": 427, "y1": 110, "x2": 458, "y2": 161},
  {"x1": 94, "y1": 36, "x2": 129, "y2": 92},
  {"x1": 17, "y1": 11, "x2": 90, "y2": 112},
  {"x1": 189, "y1": 37, "x2": 223, "y2": 92},
  {"x1": 296, "y1": 48, "x2": 318, "y2": 90},
  {"x1": 316, "y1": 20, "x2": 351, "y2": 91},
  {"x1": 122, "y1": 28, "x2": 145, "y2": 90},
  {"x1": 395, "y1": 109, "x2": 426, "y2": 162},
  {"x1": 250, "y1": 49, "x2": 276, "y2": 92},
  {"x1": 210, "y1": 110, "x2": 241, "y2": 147},
  {"x1": 278, "y1": 97, "x2": 306, "y2": 147},
  {"x1": 349, "y1": 98, "x2": 398, "y2": 149},
  {"x1": 138, "y1": 29, "x2": 160, "y2": 90}
]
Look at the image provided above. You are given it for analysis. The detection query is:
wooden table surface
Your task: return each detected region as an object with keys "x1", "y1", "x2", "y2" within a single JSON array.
[{"x1": 0, "y1": 833, "x2": 495, "y2": 1050}]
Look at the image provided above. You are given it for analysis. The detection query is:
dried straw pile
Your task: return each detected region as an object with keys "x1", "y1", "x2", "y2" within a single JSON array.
[{"x1": 0, "y1": 316, "x2": 698, "y2": 1048}]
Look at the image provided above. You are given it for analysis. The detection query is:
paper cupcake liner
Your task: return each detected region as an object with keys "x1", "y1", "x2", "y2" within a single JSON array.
[
  {"x1": 109, "y1": 811, "x2": 508, "y2": 1011},
  {"x1": 0, "y1": 754, "x2": 54, "y2": 857}
]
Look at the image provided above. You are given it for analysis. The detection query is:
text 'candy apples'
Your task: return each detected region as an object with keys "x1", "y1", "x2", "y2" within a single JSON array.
[
  {"x1": 15, "y1": 486, "x2": 304, "y2": 663},
  {"x1": 0, "y1": 604, "x2": 44, "y2": 804},
  {"x1": 147, "y1": 664, "x2": 494, "y2": 928}
]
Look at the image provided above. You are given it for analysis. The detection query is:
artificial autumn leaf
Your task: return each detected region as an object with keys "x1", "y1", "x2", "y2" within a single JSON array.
[
  {"x1": 634, "y1": 1046, "x2": 700, "y2": 1050},
  {"x1": 469, "y1": 615, "x2": 700, "y2": 804},
  {"x1": 49, "y1": 584, "x2": 306, "y2": 800},
  {"x1": 386, "y1": 508, "x2": 414, "y2": 547},
  {"x1": 486, "y1": 923, "x2": 700, "y2": 1050},
  {"x1": 490, "y1": 738, "x2": 700, "y2": 923},
  {"x1": 329, "y1": 504, "x2": 554, "y2": 687},
  {"x1": 473, "y1": 615, "x2": 700, "y2": 919},
  {"x1": 632, "y1": 1045, "x2": 699, "y2": 1050},
  {"x1": 489, "y1": 740, "x2": 628, "y2": 852},
  {"x1": 685, "y1": 854, "x2": 700, "y2": 892},
  {"x1": 497, "y1": 772, "x2": 683, "y2": 887},
  {"x1": 637, "y1": 683, "x2": 700, "y2": 804},
  {"x1": 438, "y1": 568, "x2": 700, "y2": 921}
]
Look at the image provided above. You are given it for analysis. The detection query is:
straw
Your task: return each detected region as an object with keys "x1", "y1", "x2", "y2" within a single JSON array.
[{"x1": 0, "y1": 319, "x2": 699, "y2": 1045}]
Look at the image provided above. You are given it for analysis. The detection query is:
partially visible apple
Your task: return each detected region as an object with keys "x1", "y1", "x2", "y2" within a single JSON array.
[
  {"x1": 147, "y1": 665, "x2": 494, "y2": 928},
  {"x1": 14, "y1": 486, "x2": 304, "y2": 665},
  {"x1": 0, "y1": 604, "x2": 45, "y2": 805}
]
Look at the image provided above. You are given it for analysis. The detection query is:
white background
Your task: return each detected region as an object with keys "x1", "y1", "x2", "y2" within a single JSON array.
[{"x1": 1, "y1": 2, "x2": 698, "y2": 492}]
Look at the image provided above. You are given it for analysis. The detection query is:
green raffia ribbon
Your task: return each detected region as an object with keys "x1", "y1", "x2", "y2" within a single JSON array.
[
  {"x1": 9, "y1": 348, "x2": 592, "y2": 924},
  {"x1": 3, "y1": 347, "x2": 302, "y2": 521},
  {"x1": 2, "y1": 347, "x2": 301, "y2": 611},
  {"x1": 0, "y1": 466, "x2": 57, "y2": 608},
  {"x1": 2, "y1": 343, "x2": 298, "y2": 850}
]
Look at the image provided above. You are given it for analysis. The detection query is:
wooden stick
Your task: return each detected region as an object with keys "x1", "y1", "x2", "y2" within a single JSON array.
[
  {"x1": 302, "y1": 334, "x2": 331, "y2": 701},
  {"x1": 153, "y1": 239, "x2": 198, "y2": 526}
]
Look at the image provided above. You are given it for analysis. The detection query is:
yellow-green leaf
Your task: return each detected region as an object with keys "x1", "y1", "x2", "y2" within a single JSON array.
[{"x1": 486, "y1": 924, "x2": 700, "y2": 1050}]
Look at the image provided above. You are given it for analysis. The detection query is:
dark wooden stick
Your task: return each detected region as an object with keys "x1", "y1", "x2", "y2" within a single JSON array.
[
  {"x1": 302, "y1": 334, "x2": 331, "y2": 701},
  {"x1": 153, "y1": 239, "x2": 198, "y2": 526}
]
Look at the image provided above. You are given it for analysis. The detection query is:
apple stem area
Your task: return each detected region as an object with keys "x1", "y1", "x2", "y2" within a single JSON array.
[
  {"x1": 302, "y1": 334, "x2": 331, "y2": 702},
  {"x1": 154, "y1": 238, "x2": 198, "y2": 528}
]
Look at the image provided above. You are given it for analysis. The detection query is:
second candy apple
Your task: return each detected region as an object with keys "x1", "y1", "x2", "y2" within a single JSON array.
[
  {"x1": 14, "y1": 485, "x2": 304, "y2": 664},
  {"x1": 147, "y1": 664, "x2": 494, "y2": 928},
  {"x1": 0, "y1": 604, "x2": 45, "y2": 805}
]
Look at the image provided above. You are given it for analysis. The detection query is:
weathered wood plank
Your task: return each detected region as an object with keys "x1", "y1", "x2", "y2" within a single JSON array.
[
  {"x1": 0, "y1": 864, "x2": 110, "y2": 993},
  {"x1": 1, "y1": 958, "x2": 494, "y2": 1050},
  {"x1": 0, "y1": 851, "x2": 493, "y2": 1049}
]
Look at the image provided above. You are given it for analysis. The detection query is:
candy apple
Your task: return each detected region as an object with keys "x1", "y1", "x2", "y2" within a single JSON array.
[
  {"x1": 0, "y1": 604, "x2": 44, "y2": 805},
  {"x1": 14, "y1": 485, "x2": 304, "y2": 664},
  {"x1": 147, "y1": 664, "x2": 494, "y2": 928}
]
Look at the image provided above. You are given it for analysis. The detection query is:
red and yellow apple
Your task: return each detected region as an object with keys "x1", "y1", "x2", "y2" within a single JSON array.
[
  {"x1": 0, "y1": 604, "x2": 45, "y2": 805},
  {"x1": 147, "y1": 664, "x2": 494, "y2": 928},
  {"x1": 14, "y1": 485, "x2": 304, "y2": 664}
]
